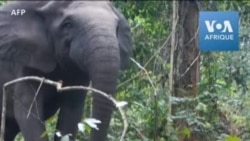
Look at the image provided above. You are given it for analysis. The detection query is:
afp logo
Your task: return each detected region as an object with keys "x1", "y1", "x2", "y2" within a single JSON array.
[{"x1": 199, "y1": 11, "x2": 239, "y2": 51}]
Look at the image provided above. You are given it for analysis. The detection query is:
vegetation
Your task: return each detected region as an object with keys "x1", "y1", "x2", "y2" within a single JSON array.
[
  {"x1": 112, "y1": 1, "x2": 250, "y2": 141},
  {"x1": 1, "y1": 0, "x2": 250, "y2": 141}
]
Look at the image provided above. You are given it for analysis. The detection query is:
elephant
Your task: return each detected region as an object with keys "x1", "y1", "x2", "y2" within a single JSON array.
[{"x1": 0, "y1": 1, "x2": 132, "y2": 141}]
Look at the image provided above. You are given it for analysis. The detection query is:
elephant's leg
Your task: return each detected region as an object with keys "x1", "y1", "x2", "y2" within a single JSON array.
[
  {"x1": 4, "y1": 118, "x2": 20, "y2": 141},
  {"x1": 13, "y1": 81, "x2": 49, "y2": 141},
  {"x1": 89, "y1": 94, "x2": 115, "y2": 141},
  {"x1": 55, "y1": 91, "x2": 87, "y2": 141}
]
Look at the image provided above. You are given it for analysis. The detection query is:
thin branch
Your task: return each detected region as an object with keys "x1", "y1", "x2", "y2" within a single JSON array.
[
  {"x1": 118, "y1": 30, "x2": 174, "y2": 89},
  {"x1": 0, "y1": 87, "x2": 6, "y2": 141},
  {"x1": 3, "y1": 76, "x2": 62, "y2": 89},
  {"x1": 12, "y1": 96, "x2": 44, "y2": 125},
  {"x1": 168, "y1": 1, "x2": 178, "y2": 132},
  {"x1": 27, "y1": 77, "x2": 45, "y2": 118},
  {"x1": 1, "y1": 76, "x2": 61, "y2": 141},
  {"x1": 131, "y1": 125, "x2": 147, "y2": 141},
  {"x1": 177, "y1": 52, "x2": 201, "y2": 81},
  {"x1": 117, "y1": 73, "x2": 140, "y2": 88},
  {"x1": 58, "y1": 86, "x2": 128, "y2": 141},
  {"x1": 0, "y1": 76, "x2": 128, "y2": 141},
  {"x1": 130, "y1": 58, "x2": 157, "y2": 96},
  {"x1": 129, "y1": 58, "x2": 158, "y2": 141},
  {"x1": 170, "y1": 0, "x2": 178, "y2": 97},
  {"x1": 143, "y1": 31, "x2": 174, "y2": 68},
  {"x1": 183, "y1": 25, "x2": 199, "y2": 47}
]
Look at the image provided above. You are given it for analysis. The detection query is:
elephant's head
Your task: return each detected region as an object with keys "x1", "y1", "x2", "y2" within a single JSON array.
[
  {"x1": 37, "y1": 1, "x2": 132, "y2": 72},
  {"x1": 0, "y1": 1, "x2": 132, "y2": 140},
  {"x1": 0, "y1": 1, "x2": 132, "y2": 72}
]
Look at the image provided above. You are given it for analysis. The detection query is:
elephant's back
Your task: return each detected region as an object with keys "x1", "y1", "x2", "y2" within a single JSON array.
[{"x1": 0, "y1": 1, "x2": 49, "y2": 10}]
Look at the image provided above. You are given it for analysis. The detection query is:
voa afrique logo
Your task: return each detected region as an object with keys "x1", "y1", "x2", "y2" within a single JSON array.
[
  {"x1": 204, "y1": 20, "x2": 233, "y2": 40},
  {"x1": 199, "y1": 11, "x2": 239, "y2": 51}
]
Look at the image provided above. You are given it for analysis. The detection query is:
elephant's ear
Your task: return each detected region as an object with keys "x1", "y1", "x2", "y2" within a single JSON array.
[
  {"x1": 0, "y1": 2, "x2": 57, "y2": 73},
  {"x1": 112, "y1": 6, "x2": 133, "y2": 70}
]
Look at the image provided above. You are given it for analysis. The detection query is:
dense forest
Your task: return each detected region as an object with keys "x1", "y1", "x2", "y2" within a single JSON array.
[{"x1": 1, "y1": 0, "x2": 250, "y2": 141}]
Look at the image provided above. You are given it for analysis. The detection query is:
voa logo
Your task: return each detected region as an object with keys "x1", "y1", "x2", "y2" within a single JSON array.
[
  {"x1": 204, "y1": 20, "x2": 234, "y2": 40},
  {"x1": 199, "y1": 12, "x2": 239, "y2": 51}
]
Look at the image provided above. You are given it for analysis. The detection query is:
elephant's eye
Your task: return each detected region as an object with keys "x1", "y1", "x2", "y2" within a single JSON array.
[{"x1": 61, "y1": 21, "x2": 73, "y2": 30}]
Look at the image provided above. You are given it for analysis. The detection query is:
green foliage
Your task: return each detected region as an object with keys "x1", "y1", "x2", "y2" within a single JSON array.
[
  {"x1": 111, "y1": 1, "x2": 250, "y2": 141},
  {"x1": 226, "y1": 136, "x2": 241, "y2": 141},
  {"x1": 110, "y1": 1, "x2": 171, "y2": 140},
  {"x1": 3, "y1": 0, "x2": 250, "y2": 140},
  {"x1": 0, "y1": 0, "x2": 4, "y2": 5}
]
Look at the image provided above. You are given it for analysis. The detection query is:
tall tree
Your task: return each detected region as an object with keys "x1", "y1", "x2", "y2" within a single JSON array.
[{"x1": 170, "y1": 1, "x2": 200, "y2": 140}]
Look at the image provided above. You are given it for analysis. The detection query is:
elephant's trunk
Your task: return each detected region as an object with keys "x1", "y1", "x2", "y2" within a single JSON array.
[{"x1": 87, "y1": 33, "x2": 120, "y2": 140}]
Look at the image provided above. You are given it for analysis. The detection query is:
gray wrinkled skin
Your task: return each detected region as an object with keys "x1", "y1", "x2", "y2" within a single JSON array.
[{"x1": 0, "y1": 1, "x2": 132, "y2": 141}]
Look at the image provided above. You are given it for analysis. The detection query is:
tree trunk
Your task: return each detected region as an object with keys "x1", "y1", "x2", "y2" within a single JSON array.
[{"x1": 171, "y1": 1, "x2": 200, "y2": 141}]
